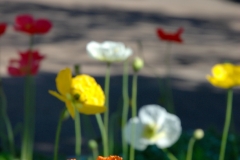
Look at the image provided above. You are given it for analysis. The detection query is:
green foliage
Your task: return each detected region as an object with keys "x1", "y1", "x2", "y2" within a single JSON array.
[
  {"x1": 140, "y1": 129, "x2": 240, "y2": 160},
  {"x1": 108, "y1": 129, "x2": 240, "y2": 160}
]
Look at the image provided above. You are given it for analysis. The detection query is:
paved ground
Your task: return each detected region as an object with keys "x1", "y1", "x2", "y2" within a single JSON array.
[{"x1": 0, "y1": 0, "x2": 240, "y2": 157}]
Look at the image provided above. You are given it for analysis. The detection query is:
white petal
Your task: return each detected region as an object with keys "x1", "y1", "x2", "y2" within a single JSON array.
[
  {"x1": 102, "y1": 41, "x2": 125, "y2": 48},
  {"x1": 123, "y1": 117, "x2": 149, "y2": 151},
  {"x1": 155, "y1": 113, "x2": 182, "y2": 149},
  {"x1": 86, "y1": 41, "x2": 105, "y2": 61},
  {"x1": 86, "y1": 41, "x2": 133, "y2": 62},
  {"x1": 138, "y1": 104, "x2": 167, "y2": 129}
]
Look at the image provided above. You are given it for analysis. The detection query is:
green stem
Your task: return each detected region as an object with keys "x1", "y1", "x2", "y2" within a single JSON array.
[
  {"x1": 73, "y1": 104, "x2": 81, "y2": 158},
  {"x1": 164, "y1": 42, "x2": 175, "y2": 114},
  {"x1": 131, "y1": 73, "x2": 138, "y2": 117},
  {"x1": 103, "y1": 62, "x2": 111, "y2": 154},
  {"x1": 53, "y1": 108, "x2": 66, "y2": 160},
  {"x1": 74, "y1": 64, "x2": 96, "y2": 139},
  {"x1": 186, "y1": 137, "x2": 196, "y2": 160},
  {"x1": 95, "y1": 114, "x2": 108, "y2": 156},
  {"x1": 137, "y1": 41, "x2": 167, "y2": 113},
  {"x1": 21, "y1": 75, "x2": 35, "y2": 160},
  {"x1": 92, "y1": 148, "x2": 99, "y2": 160},
  {"x1": 121, "y1": 60, "x2": 129, "y2": 159},
  {"x1": 21, "y1": 34, "x2": 35, "y2": 160},
  {"x1": 109, "y1": 113, "x2": 115, "y2": 155},
  {"x1": 219, "y1": 88, "x2": 233, "y2": 160},
  {"x1": 129, "y1": 72, "x2": 138, "y2": 160},
  {"x1": 0, "y1": 81, "x2": 15, "y2": 157},
  {"x1": 163, "y1": 149, "x2": 178, "y2": 160}
]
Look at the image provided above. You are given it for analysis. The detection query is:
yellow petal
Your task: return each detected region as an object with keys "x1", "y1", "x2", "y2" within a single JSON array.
[
  {"x1": 56, "y1": 68, "x2": 72, "y2": 95},
  {"x1": 207, "y1": 76, "x2": 233, "y2": 89},
  {"x1": 65, "y1": 100, "x2": 75, "y2": 118},
  {"x1": 48, "y1": 90, "x2": 66, "y2": 102},
  {"x1": 72, "y1": 75, "x2": 105, "y2": 107},
  {"x1": 78, "y1": 105, "x2": 106, "y2": 115}
]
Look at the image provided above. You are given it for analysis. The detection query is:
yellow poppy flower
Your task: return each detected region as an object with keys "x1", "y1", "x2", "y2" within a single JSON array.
[
  {"x1": 49, "y1": 68, "x2": 106, "y2": 118},
  {"x1": 206, "y1": 63, "x2": 240, "y2": 89}
]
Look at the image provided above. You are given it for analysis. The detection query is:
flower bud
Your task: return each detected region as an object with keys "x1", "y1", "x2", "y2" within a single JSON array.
[
  {"x1": 132, "y1": 57, "x2": 144, "y2": 72},
  {"x1": 194, "y1": 129, "x2": 204, "y2": 140},
  {"x1": 88, "y1": 139, "x2": 98, "y2": 150}
]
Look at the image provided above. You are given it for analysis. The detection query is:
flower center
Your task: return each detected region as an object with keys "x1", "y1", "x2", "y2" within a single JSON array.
[
  {"x1": 73, "y1": 93, "x2": 80, "y2": 100},
  {"x1": 142, "y1": 124, "x2": 157, "y2": 139},
  {"x1": 20, "y1": 66, "x2": 30, "y2": 75},
  {"x1": 25, "y1": 23, "x2": 32, "y2": 30}
]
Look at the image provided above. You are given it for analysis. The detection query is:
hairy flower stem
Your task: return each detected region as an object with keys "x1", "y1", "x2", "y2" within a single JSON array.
[
  {"x1": 21, "y1": 35, "x2": 35, "y2": 160},
  {"x1": 219, "y1": 88, "x2": 233, "y2": 160},
  {"x1": 104, "y1": 62, "x2": 111, "y2": 152},
  {"x1": 121, "y1": 60, "x2": 129, "y2": 160},
  {"x1": 0, "y1": 84, "x2": 15, "y2": 157},
  {"x1": 53, "y1": 108, "x2": 66, "y2": 160},
  {"x1": 95, "y1": 114, "x2": 108, "y2": 156},
  {"x1": 73, "y1": 103, "x2": 81, "y2": 158},
  {"x1": 129, "y1": 72, "x2": 138, "y2": 160},
  {"x1": 164, "y1": 42, "x2": 175, "y2": 114},
  {"x1": 186, "y1": 137, "x2": 196, "y2": 160}
]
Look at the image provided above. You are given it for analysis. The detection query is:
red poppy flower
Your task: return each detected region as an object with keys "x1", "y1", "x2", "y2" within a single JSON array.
[
  {"x1": 0, "y1": 23, "x2": 7, "y2": 36},
  {"x1": 8, "y1": 50, "x2": 45, "y2": 76},
  {"x1": 14, "y1": 14, "x2": 52, "y2": 35},
  {"x1": 156, "y1": 27, "x2": 184, "y2": 43}
]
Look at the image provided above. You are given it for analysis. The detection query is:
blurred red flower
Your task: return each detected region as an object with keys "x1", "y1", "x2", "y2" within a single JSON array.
[
  {"x1": 14, "y1": 14, "x2": 52, "y2": 35},
  {"x1": 0, "y1": 23, "x2": 7, "y2": 36},
  {"x1": 156, "y1": 27, "x2": 184, "y2": 43},
  {"x1": 8, "y1": 50, "x2": 45, "y2": 76}
]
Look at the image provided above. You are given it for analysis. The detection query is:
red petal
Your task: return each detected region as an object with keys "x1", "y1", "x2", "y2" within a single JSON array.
[
  {"x1": 34, "y1": 19, "x2": 52, "y2": 34},
  {"x1": 14, "y1": 14, "x2": 35, "y2": 34},
  {"x1": 9, "y1": 50, "x2": 45, "y2": 76},
  {"x1": 31, "y1": 64, "x2": 40, "y2": 75},
  {"x1": 14, "y1": 14, "x2": 52, "y2": 35},
  {"x1": 0, "y1": 23, "x2": 7, "y2": 35},
  {"x1": 8, "y1": 66, "x2": 22, "y2": 76},
  {"x1": 156, "y1": 27, "x2": 184, "y2": 43},
  {"x1": 15, "y1": 14, "x2": 34, "y2": 26}
]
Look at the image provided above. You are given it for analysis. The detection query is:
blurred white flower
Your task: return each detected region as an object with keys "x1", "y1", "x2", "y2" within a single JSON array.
[
  {"x1": 86, "y1": 41, "x2": 133, "y2": 63},
  {"x1": 124, "y1": 104, "x2": 181, "y2": 151}
]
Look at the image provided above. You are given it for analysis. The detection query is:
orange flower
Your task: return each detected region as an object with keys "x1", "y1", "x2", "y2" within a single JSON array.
[{"x1": 97, "y1": 155, "x2": 122, "y2": 160}]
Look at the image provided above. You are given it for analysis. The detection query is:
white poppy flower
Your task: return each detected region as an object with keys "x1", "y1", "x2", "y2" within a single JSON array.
[
  {"x1": 124, "y1": 104, "x2": 181, "y2": 151},
  {"x1": 86, "y1": 41, "x2": 133, "y2": 63}
]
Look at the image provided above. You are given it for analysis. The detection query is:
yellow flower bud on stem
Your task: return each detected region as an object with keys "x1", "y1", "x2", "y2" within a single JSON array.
[
  {"x1": 186, "y1": 129, "x2": 205, "y2": 160},
  {"x1": 88, "y1": 139, "x2": 99, "y2": 160},
  {"x1": 194, "y1": 129, "x2": 204, "y2": 140},
  {"x1": 129, "y1": 63, "x2": 139, "y2": 160},
  {"x1": 132, "y1": 57, "x2": 144, "y2": 72}
]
